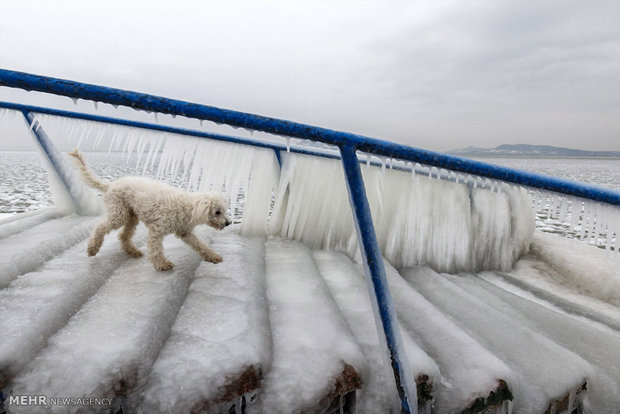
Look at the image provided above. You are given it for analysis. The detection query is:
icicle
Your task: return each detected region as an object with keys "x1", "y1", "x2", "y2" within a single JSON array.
[
  {"x1": 71, "y1": 97, "x2": 78, "y2": 106},
  {"x1": 154, "y1": 112, "x2": 159, "y2": 122},
  {"x1": 286, "y1": 138, "x2": 291, "y2": 153},
  {"x1": 93, "y1": 101, "x2": 99, "y2": 110},
  {"x1": 112, "y1": 104, "x2": 118, "y2": 109}
]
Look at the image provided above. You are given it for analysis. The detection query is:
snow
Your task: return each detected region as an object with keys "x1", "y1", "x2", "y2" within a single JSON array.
[
  {"x1": 0, "y1": 207, "x2": 61, "y2": 239},
  {"x1": 383, "y1": 261, "x2": 517, "y2": 413},
  {"x1": 528, "y1": 230, "x2": 620, "y2": 306},
  {"x1": 7, "y1": 230, "x2": 208, "y2": 412},
  {"x1": 314, "y1": 250, "x2": 439, "y2": 413},
  {"x1": 136, "y1": 231, "x2": 271, "y2": 414},
  {"x1": 258, "y1": 239, "x2": 368, "y2": 413},
  {"x1": 446, "y1": 272, "x2": 620, "y2": 413},
  {"x1": 0, "y1": 215, "x2": 98, "y2": 288},
  {"x1": 0, "y1": 224, "x2": 147, "y2": 386},
  {"x1": 268, "y1": 153, "x2": 534, "y2": 273},
  {"x1": 401, "y1": 266, "x2": 594, "y2": 413}
]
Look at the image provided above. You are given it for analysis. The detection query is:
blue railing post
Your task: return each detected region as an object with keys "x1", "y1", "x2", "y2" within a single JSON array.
[{"x1": 339, "y1": 144, "x2": 417, "y2": 414}]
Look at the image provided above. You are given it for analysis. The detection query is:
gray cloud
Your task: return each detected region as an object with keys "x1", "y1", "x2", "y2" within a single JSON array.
[{"x1": 0, "y1": 0, "x2": 618, "y2": 151}]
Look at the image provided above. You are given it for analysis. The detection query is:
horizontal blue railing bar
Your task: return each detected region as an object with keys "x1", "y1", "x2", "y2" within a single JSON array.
[{"x1": 1, "y1": 68, "x2": 619, "y2": 206}]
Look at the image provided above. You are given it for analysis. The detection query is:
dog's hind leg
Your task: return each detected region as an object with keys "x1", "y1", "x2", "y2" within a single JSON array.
[
  {"x1": 177, "y1": 230, "x2": 223, "y2": 264},
  {"x1": 87, "y1": 220, "x2": 113, "y2": 256},
  {"x1": 147, "y1": 230, "x2": 174, "y2": 271},
  {"x1": 119, "y1": 212, "x2": 143, "y2": 258}
]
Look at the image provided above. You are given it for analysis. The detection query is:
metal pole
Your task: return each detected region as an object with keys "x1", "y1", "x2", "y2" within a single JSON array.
[{"x1": 339, "y1": 144, "x2": 417, "y2": 414}]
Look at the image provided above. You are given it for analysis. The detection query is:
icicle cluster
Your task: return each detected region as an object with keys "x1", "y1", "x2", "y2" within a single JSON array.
[
  {"x1": 268, "y1": 153, "x2": 535, "y2": 273},
  {"x1": 530, "y1": 190, "x2": 620, "y2": 253}
]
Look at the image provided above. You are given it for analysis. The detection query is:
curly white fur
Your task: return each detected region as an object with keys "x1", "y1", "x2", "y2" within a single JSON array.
[{"x1": 68, "y1": 149, "x2": 230, "y2": 271}]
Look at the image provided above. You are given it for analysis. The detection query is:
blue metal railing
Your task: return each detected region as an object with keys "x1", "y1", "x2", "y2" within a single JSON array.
[
  {"x1": 2, "y1": 69, "x2": 620, "y2": 413},
  {"x1": 2, "y1": 69, "x2": 620, "y2": 206}
]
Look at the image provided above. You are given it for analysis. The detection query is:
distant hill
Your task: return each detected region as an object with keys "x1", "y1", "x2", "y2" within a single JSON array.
[{"x1": 449, "y1": 144, "x2": 620, "y2": 157}]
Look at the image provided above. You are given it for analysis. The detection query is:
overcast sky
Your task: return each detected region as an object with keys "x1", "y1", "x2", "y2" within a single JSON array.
[{"x1": 1, "y1": 0, "x2": 619, "y2": 151}]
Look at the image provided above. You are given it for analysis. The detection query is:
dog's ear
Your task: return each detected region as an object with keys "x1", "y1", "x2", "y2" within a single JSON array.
[{"x1": 192, "y1": 198, "x2": 214, "y2": 223}]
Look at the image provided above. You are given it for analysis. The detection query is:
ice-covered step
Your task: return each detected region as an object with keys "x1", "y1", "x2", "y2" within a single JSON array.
[
  {"x1": 313, "y1": 250, "x2": 439, "y2": 414},
  {"x1": 259, "y1": 239, "x2": 367, "y2": 413},
  {"x1": 0, "y1": 207, "x2": 62, "y2": 240},
  {"x1": 384, "y1": 261, "x2": 515, "y2": 414},
  {"x1": 136, "y1": 231, "x2": 271, "y2": 414},
  {"x1": 479, "y1": 259, "x2": 620, "y2": 333},
  {"x1": 0, "y1": 226, "x2": 146, "y2": 387},
  {"x1": 450, "y1": 272, "x2": 620, "y2": 413},
  {"x1": 0, "y1": 214, "x2": 98, "y2": 288},
  {"x1": 6, "y1": 231, "x2": 207, "y2": 412},
  {"x1": 401, "y1": 267, "x2": 594, "y2": 414}
]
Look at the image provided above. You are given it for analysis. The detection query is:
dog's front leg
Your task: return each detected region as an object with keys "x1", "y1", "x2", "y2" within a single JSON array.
[
  {"x1": 147, "y1": 230, "x2": 174, "y2": 271},
  {"x1": 177, "y1": 231, "x2": 223, "y2": 264}
]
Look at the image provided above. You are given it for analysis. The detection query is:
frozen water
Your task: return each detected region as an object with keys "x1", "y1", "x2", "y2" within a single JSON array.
[
  {"x1": 269, "y1": 153, "x2": 534, "y2": 273},
  {"x1": 0, "y1": 225, "x2": 147, "y2": 385},
  {"x1": 7, "y1": 231, "x2": 205, "y2": 412},
  {"x1": 401, "y1": 266, "x2": 594, "y2": 414},
  {"x1": 258, "y1": 239, "x2": 368, "y2": 413},
  {"x1": 136, "y1": 231, "x2": 271, "y2": 414},
  {"x1": 314, "y1": 250, "x2": 439, "y2": 413},
  {"x1": 446, "y1": 272, "x2": 620, "y2": 413},
  {"x1": 383, "y1": 261, "x2": 516, "y2": 413},
  {"x1": 529, "y1": 231, "x2": 620, "y2": 306},
  {"x1": 0, "y1": 215, "x2": 98, "y2": 288}
]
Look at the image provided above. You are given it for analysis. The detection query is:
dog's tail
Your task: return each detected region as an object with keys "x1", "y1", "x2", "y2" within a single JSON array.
[{"x1": 68, "y1": 149, "x2": 109, "y2": 192}]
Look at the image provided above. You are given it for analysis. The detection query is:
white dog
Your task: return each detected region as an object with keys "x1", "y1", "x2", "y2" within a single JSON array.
[{"x1": 69, "y1": 149, "x2": 230, "y2": 271}]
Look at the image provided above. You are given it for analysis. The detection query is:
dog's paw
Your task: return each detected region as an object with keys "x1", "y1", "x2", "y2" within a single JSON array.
[
  {"x1": 86, "y1": 246, "x2": 99, "y2": 257},
  {"x1": 126, "y1": 248, "x2": 144, "y2": 258},
  {"x1": 205, "y1": 253, "x2": 223, "y2": 264},
  {"x1": 154, "y1": 260, "x2": 175, "y2": 271}
]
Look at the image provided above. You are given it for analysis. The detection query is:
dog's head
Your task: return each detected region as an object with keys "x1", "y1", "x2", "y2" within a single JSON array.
[{"x1": 192, "y1": 192, "x2": 231, "y2": 230}]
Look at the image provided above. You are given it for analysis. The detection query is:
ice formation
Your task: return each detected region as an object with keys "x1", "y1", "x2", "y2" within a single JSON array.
[
  {"x1": 0, "y1": 215, "x2": 97, "y2": 288},
  {"x1": 0, "y1": 223, "x2": 145, "y2": 385},
  {"x1": 528, "y1": 231, "x2": 620, "y2": 306},
  {"x1": 8, "y1": 229, "x2": 207, "y2": 412},
  {"x1": 401, "y1": 266, "x2": 594, "y2": 413},
  {"x1": 269, "y1": 153, "x2": 534, "y2": 273},
  {"x1": 258, "y1": 239, "x2": 368, "y2": 413},
  {"x1": 136, "y1": 232, "x2": 271, "y2": 414},
  {"x1": 447, "y1": 272, "x2": 620, "y2": 413},
  {"x1": 383, "y1": 261, "x2": 517, "y2": 413},
  {"x1": 314, "y1": 250, "x2": 439, "y2": 413}
]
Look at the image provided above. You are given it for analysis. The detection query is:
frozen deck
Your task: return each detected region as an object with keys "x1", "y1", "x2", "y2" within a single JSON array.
[{"x1": 1, "y1": 211, "x2": 620, "y2": 414}]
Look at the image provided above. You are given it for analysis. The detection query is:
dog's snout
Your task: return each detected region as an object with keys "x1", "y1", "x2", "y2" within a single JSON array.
[{"x1": 225, "y1": 220, "x2": 231, "y2": 227}]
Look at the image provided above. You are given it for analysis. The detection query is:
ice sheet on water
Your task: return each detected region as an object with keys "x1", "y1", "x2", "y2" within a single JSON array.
[
  {"x1": 0, "y1": 226, "x2": 146, "y2": 386},
  {"x1": 258, "y1": 239, "x2": 368, "y2": 413},
  {"x1": 401, "y1": 266, "x2": 594, "y2": 413},
  {"x1": 136, "y1": 231, "x2": 271, "y2": 414},
  {"x1": 447, "y1": 272, "x2": 620, "y2": 413},
  {"x1": 268, "y1": 153, "x2": 534, "y2": 273},
  {"x1": 528, "y1": 231, "x2": 620, "y2": 306},
  {"x1": 313, "y1": 250, "x2": 439, "y2": 413},
  {"x1": 383, "y1": 261, "x2": 516, "y2": 414},
  {"x1": 0, "y1": 215, "x2": 98, "y2": 288},
  {"x1": 7, "y1": 231, "x2": 207, "y2": 411}
]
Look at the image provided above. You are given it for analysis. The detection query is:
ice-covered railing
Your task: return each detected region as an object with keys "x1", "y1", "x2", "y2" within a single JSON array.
[{"x1": 2, "y1": 69, "x2": 620, "y2": 413}]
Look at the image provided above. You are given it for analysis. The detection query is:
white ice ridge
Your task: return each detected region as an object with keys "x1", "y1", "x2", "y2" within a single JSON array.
[
  {"x1": 0, "y1": 215, "x2": 98, "y2": 288},
  {"x1": 313, "y1": 250, "x2": 439, "y2": 413},
  {"x1": 402, "y1": 267, "x2": 594, "y2": 414},
  {"x1": 447, "y1": 272, "x2": 620, "y2": 413},
  {"x1": 7, "y1": 231, "x2": 207, "y2": 412},
  {"x1": 136, "y1": 231, "x2": 271, "y2": 414},
  {"x1": 258, "y1": 239, "x2": 368, "y2": 413},
  {"x1": 383, "y1": 261, "x2": 516, "y2": 414},
  {"x1": 0, "y1": 225, "x2": 146, "y2": 386},
  {"x1": 268, "y1": 153, "x2": 534, "y2": 273},
  {"x1": 0, "y1": 207, "x2": 62, "y2": 239},
  {"x1": 528, "y1": 230, "x2": 620, "y2": 306}
]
